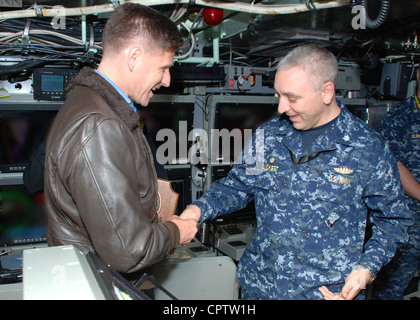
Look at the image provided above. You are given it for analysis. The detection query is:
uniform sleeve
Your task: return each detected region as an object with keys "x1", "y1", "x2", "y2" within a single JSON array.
[
  {"x1": 380, "y1": 104, "x2": 409, "y2": 164},
  {"x1": 68, "y1": 119, "x2": 176, "y2": 273},
  {"x1": 193, "y1": 165, "x2": 255, "y2": 224},
  {"x1": 359, "y1": 144, "x2": 413, "y2": 274},
  {"x1": 192, "y1": 128, "x2": 263, "y2": 224}
]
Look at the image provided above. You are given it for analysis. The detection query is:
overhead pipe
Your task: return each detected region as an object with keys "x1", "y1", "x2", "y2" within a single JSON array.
[
  {"x1": 359, "y1": 0, "x2": 391, "y2": 29},
  {"x1": 0, "y1": 0, "x2": 350, "y2": 20},
  {"x1": 0, "y1": 0, "x2": 350, "y2": 66}
]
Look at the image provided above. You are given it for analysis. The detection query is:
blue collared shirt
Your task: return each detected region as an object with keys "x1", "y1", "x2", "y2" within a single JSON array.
[{"x1": 94, "y1": 69, "x2": 137, "y2": 112}]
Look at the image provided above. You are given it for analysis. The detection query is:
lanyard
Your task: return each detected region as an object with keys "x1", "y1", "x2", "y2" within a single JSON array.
[{"x1": 415, "y1": 94, "x2": 420, "y2": 111}]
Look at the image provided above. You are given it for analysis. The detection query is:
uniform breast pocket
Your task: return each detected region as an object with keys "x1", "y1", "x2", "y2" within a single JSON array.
[
  {"x1": 310, "y1": 179, "x2": 359, "y2": 231},
  {"x1": 301, "y1": 165, "x2": 360, "y2": 230}
]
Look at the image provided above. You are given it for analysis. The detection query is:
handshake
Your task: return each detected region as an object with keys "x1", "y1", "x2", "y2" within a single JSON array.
[{"x1": 168, "y1": 205, "x2": 202, "y2": 245}]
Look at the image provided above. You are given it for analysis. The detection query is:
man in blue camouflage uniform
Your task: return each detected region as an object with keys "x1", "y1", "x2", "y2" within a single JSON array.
[
  {"x1": 373, "y1": 68, "x2": 420, "y2": 300},
  {"x1": 180, "y1": 44, "x2": 412, "y2": 299}
]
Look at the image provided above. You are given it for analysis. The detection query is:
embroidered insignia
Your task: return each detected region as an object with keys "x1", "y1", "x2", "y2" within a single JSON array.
[
  {"x1": 325, "y1": 212, "x2": 340, "y2": 229},
  {"x1": 263, "y1": 164, "x2": 279, "y2": 172},
  {"x1": 328, "y1": 174, "x2": 352, "y2": 185},
  {"x1": 334, "y1": 167, "x2": 354, "y2": 174}
]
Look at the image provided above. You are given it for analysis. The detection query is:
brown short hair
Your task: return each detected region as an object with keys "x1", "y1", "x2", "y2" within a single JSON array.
[{"x1": 102, "y1": 3, "x2": 184, "y2": 55}]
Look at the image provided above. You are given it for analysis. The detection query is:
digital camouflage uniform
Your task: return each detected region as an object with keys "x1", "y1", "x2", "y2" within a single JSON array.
[
  {"x1": 374, "y1": 96, "x2": 420, "y2": 299},
  {"x1": 193, "y1": 101, "x2": 412, "y2": 300}
]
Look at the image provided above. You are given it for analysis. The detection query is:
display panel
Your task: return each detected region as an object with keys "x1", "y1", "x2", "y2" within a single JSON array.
[
  {"x1": 139, "y1": 102, "x2": 194, "y2": 165},
  {"x1": 0, "y1": 185, "x2": 47, "y2": 247},
  {"x1": 166, "y1": 166, "x2": 192, "y2": 215},
  {"x1": 33, "y1": 68, "x2": 79, "y2": 101},
  {"x1": 0, "y1": 110, "x2": 56, "y2": 173},
  {"x1": 41, "y1": 74, "x2": 64, "y2": 92},
  {"x1": 211, "y1": 165, "x2": 256, "y2": 221},
  {"x1": 213, "y1": 102, "x2": 279, "y2": 163}
]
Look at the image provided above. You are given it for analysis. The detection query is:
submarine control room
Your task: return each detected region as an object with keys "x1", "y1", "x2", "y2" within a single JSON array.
[{"x1": 0, "y1": 0, "x2": 420, "y2": 302}]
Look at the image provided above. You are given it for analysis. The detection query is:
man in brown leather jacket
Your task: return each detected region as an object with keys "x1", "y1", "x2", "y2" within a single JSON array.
[{"x1": 44, "y1": 3, "x2": 198, "y2": 274}]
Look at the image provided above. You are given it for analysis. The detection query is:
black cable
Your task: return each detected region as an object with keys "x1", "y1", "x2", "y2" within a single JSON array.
[
  {"x1": 0, "y1": 268, "x2": 22, "y2": 284},
  {"x1": 0, "y1": 59, "x2": 45, "y2": 76}
]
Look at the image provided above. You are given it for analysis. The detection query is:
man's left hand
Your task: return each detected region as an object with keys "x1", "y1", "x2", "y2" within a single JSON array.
[{"x1": 319, "y1": 268, "x2": 371, "y2": 300}]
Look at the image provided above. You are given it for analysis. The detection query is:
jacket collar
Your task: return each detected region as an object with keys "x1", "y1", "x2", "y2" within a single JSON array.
[{"x1": 67, "y1": 67, "x2": 139, "y2": 131}]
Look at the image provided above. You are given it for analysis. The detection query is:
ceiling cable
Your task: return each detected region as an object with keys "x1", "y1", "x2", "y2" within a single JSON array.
[{"x1": 0, "y1": 0, "x2": 349, "y2": 20}]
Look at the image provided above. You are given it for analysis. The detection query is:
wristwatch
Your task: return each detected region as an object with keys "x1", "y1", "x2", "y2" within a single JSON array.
[{"x1": 354, "y1": 264, "x2": 376, "y2": 284}]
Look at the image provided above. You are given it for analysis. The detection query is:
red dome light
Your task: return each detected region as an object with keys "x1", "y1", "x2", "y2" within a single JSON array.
[{"x1": 202, "y1": 8, "x2": 223, "y2": 26}]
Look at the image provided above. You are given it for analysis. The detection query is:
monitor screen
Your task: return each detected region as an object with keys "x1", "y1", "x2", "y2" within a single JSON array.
[
  {"x1": 210, "y1": 165, "x2": 256, "y2": 222},
  {"x1": 166, "y1": 166, "x2": 192, "y2": 215},
  {"x1": 0, "y1": 110, "x2": 57, "y2": 173},
  {"x1": 138, "y1": 102, "x2": 194, "y2": 165},
  {"x1": 0, "y1": 185, "x2": 47, "y2": 247},
  {"x1": 213, "y1": 102, "x2": 279, "y2": 163},
  {"x1": 41, "y1": 74, "x2": 65, "y2": 92}
]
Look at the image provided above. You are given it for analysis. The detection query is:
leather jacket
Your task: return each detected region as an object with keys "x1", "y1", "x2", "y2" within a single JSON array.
[{"x1": 44, "y1": 67, "x2": 180, "y2": 273}]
